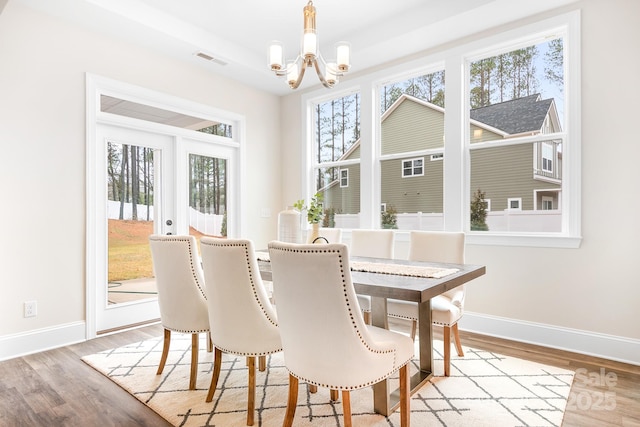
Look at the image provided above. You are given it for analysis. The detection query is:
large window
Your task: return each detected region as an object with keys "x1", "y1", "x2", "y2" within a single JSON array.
[
  {"x1": 468, "y1": 36, "x2": 564, "y2": 233},
  {"x1": 311, "y1": 91, "x2": 361, "y2": 229},
  {"x1": 302, "y1": 12, "x2": 580, "y2": 247}
]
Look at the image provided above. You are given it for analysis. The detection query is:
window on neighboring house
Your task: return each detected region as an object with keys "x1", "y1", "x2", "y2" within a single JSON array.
[
  {"x1": 402, "y1": 158, "x2": 424, "y2": 177},
  {"x1": 483, "y1": 199, "x2": 491, "y2": 211},
  {"x1": 542, "y1": 196, "x2": 553, "y2": 210},
  {"x1": 431, "y1": 153, "x2": 444, "y2": 161},
  {"x1": 340, "y1": 168, "x2": 349, "y2": 187},
  {"x1": 508, "y1": 198, "x2": 522, "y2": 210},
  {"x1": 542, "y1": 142, "x2": 554, "y2": 173},
  {"x1": 381, "y1": 203, "x2": 387, "y2": 212}
]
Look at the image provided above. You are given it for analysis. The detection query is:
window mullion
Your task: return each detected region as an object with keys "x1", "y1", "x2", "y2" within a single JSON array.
[
  {"x1": 359, "y1": 83, "x2": 377, "y2": 228},
  {"x1": 443, "y1": 55, "x2": 465, "y2": 232}
]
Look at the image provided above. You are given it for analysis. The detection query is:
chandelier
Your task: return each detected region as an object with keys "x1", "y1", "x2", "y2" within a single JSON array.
[{"x1": 268, "y1": 1, "x2": 350, "y2": 89}]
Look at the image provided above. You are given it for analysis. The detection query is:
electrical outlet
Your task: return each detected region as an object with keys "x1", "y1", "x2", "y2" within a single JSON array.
[{"x1": 24, "y1": 301, "x2": 37, "y2": 318}]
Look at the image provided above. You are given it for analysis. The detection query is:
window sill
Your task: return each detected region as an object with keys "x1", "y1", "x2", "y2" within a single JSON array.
[{"x1": 465, "y1": 232, "x2": 582, "y2": 249}]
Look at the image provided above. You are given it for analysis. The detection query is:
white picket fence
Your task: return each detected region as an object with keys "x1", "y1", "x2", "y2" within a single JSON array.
[
  {"x1": 107, "y1": 201, "x2": 224, "y2": 235},
  {"x1": 334, "y1": 210, "x2": 561, "y2": 232}
]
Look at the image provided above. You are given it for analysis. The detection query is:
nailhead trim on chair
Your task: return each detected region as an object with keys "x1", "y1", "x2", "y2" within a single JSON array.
[
  {"x1": 387, "y1": 312, "x2": 458, "y2": 327},
  {"x1": 200, "y1": 239, "x2": 282, "y2": 357},
  {"x1": 271, "y1": 245, "x2": 413, "y2": 391},
  {"x1": 149, "y1": 235, "x2": 210, "y2": 334}
]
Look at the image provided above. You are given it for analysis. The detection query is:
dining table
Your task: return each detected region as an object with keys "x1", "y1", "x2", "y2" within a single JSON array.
[{"x1": 257, "y1": 252, "x2": 486, "y2": 417}]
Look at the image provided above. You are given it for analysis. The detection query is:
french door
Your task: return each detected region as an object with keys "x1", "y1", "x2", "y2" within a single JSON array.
[{"x1": 92, "y1": 123, "x2": 235, "y2": 334}]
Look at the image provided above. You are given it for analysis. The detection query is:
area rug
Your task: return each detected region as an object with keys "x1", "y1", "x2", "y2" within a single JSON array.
[{"x1": 82, "y1": 333, "x2": 574, "y2": 426}]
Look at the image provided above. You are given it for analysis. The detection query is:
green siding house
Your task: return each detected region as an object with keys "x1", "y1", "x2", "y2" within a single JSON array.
[{"x1": 322, "y1": 93, "x2": 562, "y2": 218}]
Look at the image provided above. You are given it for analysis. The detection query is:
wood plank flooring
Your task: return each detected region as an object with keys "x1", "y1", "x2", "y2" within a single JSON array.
[{"x1": 0, "y1": 322, "x2": 638, "y2": 426}]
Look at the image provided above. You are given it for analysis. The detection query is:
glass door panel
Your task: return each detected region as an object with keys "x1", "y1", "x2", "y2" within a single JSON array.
[
  {"x1": 188, "y1": 153, "x2": 227, "y2": 239},
  {"x1": 95, "y1": 124, "x2": 172, "y2": 333},
  {"x1": 107, "y1": 142, "x2": 157, "y2": 305}
]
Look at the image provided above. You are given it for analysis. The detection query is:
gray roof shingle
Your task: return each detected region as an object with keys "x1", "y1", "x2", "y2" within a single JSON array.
[{"x1": 470, "y1": 94, "x2": 553, "y2": 134}]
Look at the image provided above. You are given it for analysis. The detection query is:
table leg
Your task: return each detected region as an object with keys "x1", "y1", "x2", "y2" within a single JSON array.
[
  {"x1": 418, "y1": 299, "x2": 433, "y2": 374},
  {"x1": 371, "y1": 297, "x2": 390, "y2": 414},
  {"x1": 371, "y1": 297, "x2": 434, "y2": 416}
]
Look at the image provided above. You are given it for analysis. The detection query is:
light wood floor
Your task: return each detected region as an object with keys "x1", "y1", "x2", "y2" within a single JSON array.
[{"x1": 0, "y1": 322, "x2": 638, "y2": 426}]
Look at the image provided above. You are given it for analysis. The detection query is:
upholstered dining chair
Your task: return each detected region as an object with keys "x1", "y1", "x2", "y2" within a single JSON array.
[
  {"x1": 268, "y1": 241, "x2": 413, "y2": 427},
  {"x1": 200, "y1": 237, "x2": 281, "y2": 426},
  {"x1": 309, "y1": 226, "x2": 342, "y2": 244},
  {"x1": 387, "y1": 230, "x2": 466, "y2": 376},
  {"x1": 148, "y1": 234, "x2": 211, "y2": 390},
  {"x1": 350, "y1": 229, "x2": 395, "y2": 324}
]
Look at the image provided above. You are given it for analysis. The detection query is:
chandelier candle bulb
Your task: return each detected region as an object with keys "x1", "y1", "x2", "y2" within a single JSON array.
[
  {"x1": 325, "y1": 63, "x2": 337, "y2": 85},
  {"x1": 269, "y1": 43, "x2": 283, "y2": 70},
  {"x1": 287, "y1": 61, "x2": 299, "y2": 86},
  {"x1": 303, "y1": 32, "x2": 317, "y2": 57},
  {"x1": 336, "y1": 42, "x2": 350, "y2": 71}
]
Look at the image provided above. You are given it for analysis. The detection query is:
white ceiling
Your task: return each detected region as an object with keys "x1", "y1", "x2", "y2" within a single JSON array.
[{"x1": 15, "y1": 0, "x2": 577, "y2": 96}]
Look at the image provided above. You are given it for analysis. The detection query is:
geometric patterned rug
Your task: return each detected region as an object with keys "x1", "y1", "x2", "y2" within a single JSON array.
[{"x1": 82, "y1": 333, "x2": 574, "y2": 426}]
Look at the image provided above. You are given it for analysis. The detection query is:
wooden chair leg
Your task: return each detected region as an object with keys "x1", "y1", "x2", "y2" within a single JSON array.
[
  {"x1": 283, "y1": 374, "x2": 299, "y2": 427},
  {"x1": 247, "y1": 356, "x2": 255, "y2": 426},
  {"x1": 363, "y1": 311, "x2": 371, "y2": 325},
  {"x1": 410, "y1": 320, "x2": 417, "y2": 341},
  {"x1": 452, "y1": 323, "x2": 464, "y2": 357},
  {"x1": 342, "y1": 390, "x2": 352, "y2": 427},
  {"x1": 308, "y1": 384, "x2": 317, "y2": 393},
  {"x1": 189, "y1": 333, "x2": 199, "y2": 390},
  {"x1": 443, "y1": 325, "x2": 451, "y2": 377},
  {"x1": 207, "y1": 331, "x2": 213, "y2": 352},
  {"x1": 399, "y1": 364, "x2": 410, "y2": 427},
  {"x1": 330, "y1": 389, "x2": 339, "y2": 401},
  {"x1": 157, "y1": 328, "x2": 171, "y2": 375},
  {"x1": 206, "y1": 348, "x2": 222, "y2": 402},
  {"x1": 259, "y1": 355, "x2": 266, "y2": 372}
]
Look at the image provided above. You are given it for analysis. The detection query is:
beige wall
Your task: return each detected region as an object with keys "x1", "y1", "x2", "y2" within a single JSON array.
[
  {"x1": 280, "y1": 0, "x2": 640, "y2": 354},
  {"x1": 0, "y1": 2, "x2": 281, "y2": 336}
]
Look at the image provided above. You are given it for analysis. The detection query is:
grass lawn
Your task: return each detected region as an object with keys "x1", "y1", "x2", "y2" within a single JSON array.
[
  {"x1": 108, "y1": 219, "x2": 154, "y2": 282},
  {"x1": 108, "y1": 219, "x2": 208, "y2": 282}
]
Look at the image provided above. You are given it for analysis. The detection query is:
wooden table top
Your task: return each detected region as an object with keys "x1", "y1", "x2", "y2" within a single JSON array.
[{"x1": 258, "y1": 256, "x2": 485, "y2": 303}]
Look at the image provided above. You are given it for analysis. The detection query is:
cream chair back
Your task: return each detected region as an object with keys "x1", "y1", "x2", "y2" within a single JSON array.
[
  {"x1": 268, "y1": 241, "x2": 411, "y2": 389},
  {"x1": 148, "y1": 234, "x2": 209, "y2": 333},
  {"x1": 350, "y1": 229, "x2": 394, "y2": 258},
  {"x1": 408, "y1": 230, "x2": 465, "y2": 264},
  {"x1": 408, "y1": 230, "x2": 465, "y2": 300},
  {"x1": 200, "y1": 237, "x2": 280, "y2": 355},
  {"x1": 148, "y1": 234, "x2": 210, "y2": 390},
  {"x1": 316, "y1": 227, "x2": 342, "y2": 243}
]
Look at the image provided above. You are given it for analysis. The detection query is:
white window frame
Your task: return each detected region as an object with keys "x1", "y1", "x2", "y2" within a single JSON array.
[
  {"x1": 431, "y1": 153, "x2": 444, "y2": 161},
  {"x1": 402, "y1": 157, "x2": 424, "y2": 178},
  {"x1": 340, "y1": 168, "x2": 349, "y2": 187},
  {"x1": 542, "y1": 196, "x2": 554, "y2": 210},
  {"x1": 507, "y1": 198, "x2": 522, "y2": 211},
  {"x1": 542, "y1": 142, "x2": 554, "y2": 173},
  {"x1": 301, "y1": 11, "x2": 581, "y2": 248}
]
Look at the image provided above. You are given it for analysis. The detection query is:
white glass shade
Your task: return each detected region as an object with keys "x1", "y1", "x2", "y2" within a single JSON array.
[
  {"x1": 269, "y1": 42, "x2": 283, "y2": 70},
  {"x1": 325, "y1": 62, "x2": 337, "y2": 85},
  {"x1": 303, "y1": 32, "x2": 317, "y2": 57},
  {"x1": 286, "y1": 61, "x2": 299, "y2": 85},
  {"x1": 336, "y1": 42, "x2": 350, "y2": 71}
]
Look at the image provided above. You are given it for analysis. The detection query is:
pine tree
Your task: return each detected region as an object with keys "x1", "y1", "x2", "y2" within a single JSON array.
[{"x1": 470, "y1": 189, "x2": 489, "y2": 231}]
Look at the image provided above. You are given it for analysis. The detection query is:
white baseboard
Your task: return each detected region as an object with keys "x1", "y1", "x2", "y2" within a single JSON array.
[
  {"x1": 0, "y1": 321, "x2": 86, "y2": 362},
  {"x1": 459, "y1": 312, "x2": 640, "y2": 366},
  {"x1": 2, "y1": 315, "x2": 639, "y2": 367}
]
